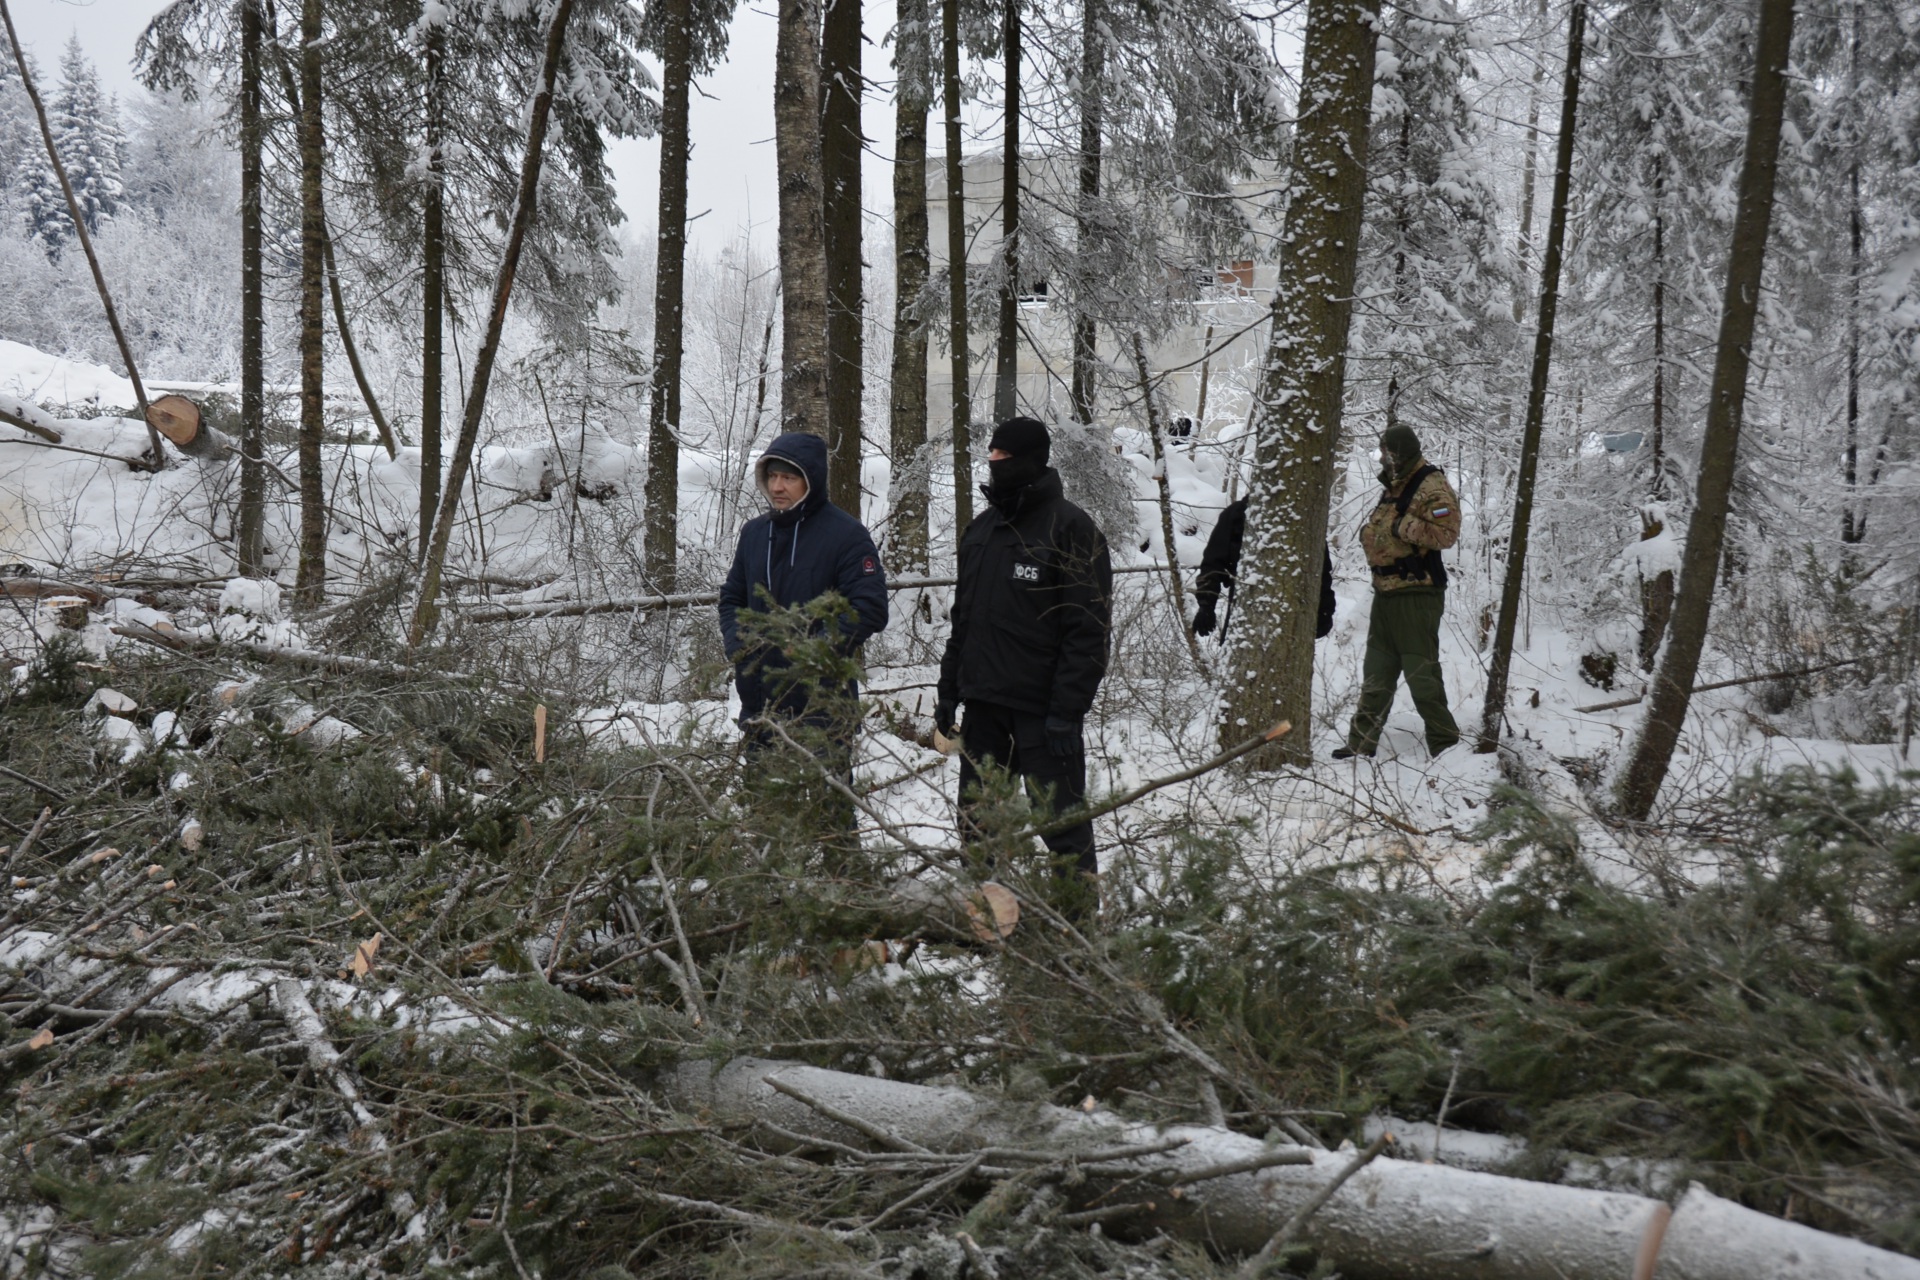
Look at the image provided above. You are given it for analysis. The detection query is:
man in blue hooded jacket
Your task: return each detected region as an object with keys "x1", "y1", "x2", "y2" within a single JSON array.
[{"x1": 718, "y1": 433, "x2": 888, "y2": 786}]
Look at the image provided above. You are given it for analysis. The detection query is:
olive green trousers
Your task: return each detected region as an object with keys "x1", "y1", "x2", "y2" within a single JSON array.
[{"x1": 1347, "y1": 588, "x2": 1460, "y2": 756}]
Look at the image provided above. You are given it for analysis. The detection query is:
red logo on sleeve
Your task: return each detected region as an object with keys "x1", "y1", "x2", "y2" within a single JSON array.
[{"x1": 862, "y1": 556, "x2": 877, "y2": 575}]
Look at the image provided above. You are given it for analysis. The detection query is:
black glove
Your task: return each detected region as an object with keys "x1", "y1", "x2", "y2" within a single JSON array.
[
  {"x1": 1043, "y1": 715, "x2": 1082, "y2": 760},
  {"x1": 1193, "y1": 601, "x2": 1217, "y2": 636},
  {"x1": 935, "y1": 700, "x2": 958, "y2": 738}
]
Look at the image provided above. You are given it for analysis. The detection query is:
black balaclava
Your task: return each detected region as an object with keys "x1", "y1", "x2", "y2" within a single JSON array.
[
  {"x1": 987, "y1": 416, "x2": 1051, "y2": 506},
  {"x1": 1378, "y1": 424, "x2": 1423, "y2": 488}
]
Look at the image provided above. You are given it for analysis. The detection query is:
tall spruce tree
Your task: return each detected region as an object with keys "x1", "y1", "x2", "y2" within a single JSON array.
[
  {"x1": 888, "y1": 0, "x2": 934, "y2": 571},
  {"x1": 16, "y1": 38, "x2": 124, "y2": 258}
]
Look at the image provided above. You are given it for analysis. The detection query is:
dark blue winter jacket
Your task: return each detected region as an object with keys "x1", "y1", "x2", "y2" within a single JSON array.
[{"x1": 718, "y1": 432, "x2": 888, "y2": 720}]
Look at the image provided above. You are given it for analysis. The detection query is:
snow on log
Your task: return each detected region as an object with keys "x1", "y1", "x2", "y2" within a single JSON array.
[
  {"x1": 146, "y1": 394, "x2": 235, "y2": 461},
  {"x1": 668, "y1": 1058, "x2": 1920, "y2": 1280},
  {"x1": 0, "y1": 391, "x2": 64, "y2": 443},
  {"x1": 1655, "y1": 1183, "x2": 1920, "y2": 1280}
]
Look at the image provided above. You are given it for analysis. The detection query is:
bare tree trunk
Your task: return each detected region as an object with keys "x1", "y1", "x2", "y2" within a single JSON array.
[
  {"x1": 1639, "y1": 172, "x2": 1674, "y2": 671},
  {"x1": 645, "y1": 0, "x2": 692, "y2": 590},
  {"x1": 1476, "y1": 0, "x2": 1585, "y2": 751},
  {"x1": 775, "y1": 0, "x2": 829, "y2": 439},
  {"x1": 1217, "y1": 0, "x2": 1380, "y2": 768},
  {"x1": 237, "y1": 0, "x2": 267, "y2": 575},
  {"x1": 294, "y1": 0, "x2": 327, "y2": 607},
  {"x1": 821, "y1": 0, "x2": 863, "y2": 512},
  {"x1": 888, "y1": 0, "x2": 932, "y2": 573},
  {"x1": 1510, "y1": 0, "x2": 1549, "y2": 323},
  {"x1": 941, "y1": 0, "x2": 972, "y2": 540},
  {"x1": 1613, "y1": 0, "x2": 1797, "y2": 820},
  {"x1": 990, "y1": 0, "x2": 1020, "y2": 423},
  {"x1": 420, "y1": 18, "x2": 445, "y2": 564},
  {"x1": 408, "y1": 0, "x2": 579, "y2": 647},
  {"x1": 1070, "y1": 0, "x2": 1102, "y2": 424},
  {"x1": 1131, "y1": 334, "x2": 1204, "y2": 666},
  {"x1": 322, "y1": 226, "x2": 397, "y2": 459},
  {"x1": 0, "y1": 0, "x2": 166, "y2": 470},
  {"x1": 1842, "y1": 5, "x2": 1862, "y2": 550}
]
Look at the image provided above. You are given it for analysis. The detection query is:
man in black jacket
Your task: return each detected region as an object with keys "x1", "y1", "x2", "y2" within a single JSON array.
[
  {"x1": 1192, "y1": 497, "x2": 1335, "y2": 642},
  {"x1": 936, "y1": 418, "x2": 1112, "y2": 881}
]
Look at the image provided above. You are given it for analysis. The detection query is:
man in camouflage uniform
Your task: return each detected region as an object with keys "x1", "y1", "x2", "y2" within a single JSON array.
[{"x1": 1333, "y1": 424, "x2": 1462, "y2": 760}]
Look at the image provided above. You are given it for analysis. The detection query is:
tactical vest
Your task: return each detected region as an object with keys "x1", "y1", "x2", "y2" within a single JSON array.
[{"x1": 1370, "y1": 464, "x2": 1448, "y2": 589}]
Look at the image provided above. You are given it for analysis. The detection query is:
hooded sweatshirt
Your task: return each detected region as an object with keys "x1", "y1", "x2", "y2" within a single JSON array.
[{"x1": 717, "y1": 432, "x2": 888, "y2": 718}]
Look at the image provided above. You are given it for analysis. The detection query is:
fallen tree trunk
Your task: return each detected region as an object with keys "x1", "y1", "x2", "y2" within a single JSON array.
[
  {"x1": 666, "y1": 1057, "x2": 1920, "y2": 1280},
  {"x1": 463, "y1": 565, "x2": 1168, "y2": 623},
  {"x1": 146, "y1": 394, "x2": 237, "y2": 462},
  {"x1": 0, "y1": 392, "x2": 63, "y2": 443},
  {"x1": 1571, "y1": 656, "x2": 1870, "y2": 714}
]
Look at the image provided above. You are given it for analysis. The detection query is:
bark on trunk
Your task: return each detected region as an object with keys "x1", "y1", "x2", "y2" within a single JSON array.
[
  {"x1": 645, "y1": 0, "x2": 692, "y2": 591},
  {"x1": 295, "y1": 0, "x2": 327, "y2": 607},
  {"x1": 941, "y1": 0, "x2": 972, "y2": 540},
  {"x1": 990, "y1": 0, "x2": 1020, "y2": 423},
  {"x1": 238, "y1": 0, "x2": 267, "y2": 575},
  {"x1": 1070, "y1": 0, "x2": 1102, "y2": 423},
  {"x1": 1613, "y1": 0, "x2": 1797, "y2": 820},
  {"x1": 1476, "y1": 0, "x2": 1585, "y2": 751},
  {"x1": 407, "y1": 0, "x2": 579, "y2": 647},
  {"x1": 1217, "y1": 0, "x2": 1380, "y2": 768},
  {"x1": 1510, "y1": 0, "x2": 1549, "y2": 323},
  {"x1": 420, "y1": 18, "x2": 446, "y2": 564},
  {"x1": 821, "y1": 0, "x2": 864, "y2": 514},
  {"x1": 888, "y1": 0, "x2": 932, "y2": 573},
  {"x1": 775, "y1": 0, "x2": 829, "y2": 440}
]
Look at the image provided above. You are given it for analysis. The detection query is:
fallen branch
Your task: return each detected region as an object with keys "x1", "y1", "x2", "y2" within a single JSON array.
[
  {"x1": 1571, "y1": 657, "x2": 1871, "y2": 714},
  {"x1": 0, "y1": 395, "x2": 63, "y2": 443},
  {"x1": 1030, "y1": 721, "x2": 1290, "y2": 840},
  {"x1": 462, "y1": 565, "x2": 1169, "y2": 623}
]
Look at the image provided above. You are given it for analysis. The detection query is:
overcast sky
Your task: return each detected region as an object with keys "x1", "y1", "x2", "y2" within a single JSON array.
[{"x1": 9, "y1": 0, "x2": 966, "y2": 256}]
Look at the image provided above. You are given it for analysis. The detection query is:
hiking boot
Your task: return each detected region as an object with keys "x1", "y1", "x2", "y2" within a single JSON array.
[{"x1": 1331, "y1": 746, "x2": 1374, "y2": 761}]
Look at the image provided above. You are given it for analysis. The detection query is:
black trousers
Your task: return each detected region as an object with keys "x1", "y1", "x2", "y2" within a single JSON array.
[
  {"x1": 957, "y1": 700, "x2": 1096, "y2": 877},
  {"x1": 741, "y1": 711, "x2": 856, "y2": 834}
]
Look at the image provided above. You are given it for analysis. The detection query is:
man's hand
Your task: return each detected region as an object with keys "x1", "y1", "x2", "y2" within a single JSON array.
[
  {"x1": 1043, "y1": 715, "x2": 1082, "y2": 759},
  {"x1": 935, "y1": 700, "x2": 958, "y2": 738},
  {"x1": 1192, "y1": 601, "x2": 1217, "y2": 636}
]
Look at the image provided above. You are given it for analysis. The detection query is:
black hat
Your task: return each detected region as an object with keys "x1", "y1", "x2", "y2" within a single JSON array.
[
  {"x1": 989, "y1": 416, "x2": 1051, "y2": 465},
  {"x1": 1380, "y1": 424, "x2": 1422, "y2": 466}
]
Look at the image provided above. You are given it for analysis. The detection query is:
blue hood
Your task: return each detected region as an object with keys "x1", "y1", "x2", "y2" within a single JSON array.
[{"x1": 756, "y1": 431, "x2": 831, "y2": 520}]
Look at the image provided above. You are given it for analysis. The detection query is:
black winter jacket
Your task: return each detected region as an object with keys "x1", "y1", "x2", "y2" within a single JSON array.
[
  {"x1": 718, "y1": 432, "x2": 888, "y2": 719},
  {"x1": 1195, "y1": 498, "x2": 1335, "y2": 639},
  {"x1": 938, "y1": 468, "x2": 1112, "y2": 719}
]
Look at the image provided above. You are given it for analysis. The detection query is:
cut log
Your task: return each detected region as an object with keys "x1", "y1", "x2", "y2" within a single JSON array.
[
  {"x1": 1655, "y1": 1182, "x2": 1917, "y2": 1280},
  {"x1": 1, "y1": 577, "x2": 114, "y2": 605},
  {"x1": 666, "y1": 1057, "x2": 1920, "y2": 1280},
  {"x1": 147, "y1": 394, "x2": 236, "y2": 462},
  {"x1": 885, "y1": 876, "x2": 1019, "y2": 943}
]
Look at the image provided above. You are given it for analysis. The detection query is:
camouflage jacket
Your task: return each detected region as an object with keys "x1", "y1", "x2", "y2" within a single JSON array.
[{"x1": 1359, "y1": 461, "x2": 1461, "y2": 592}]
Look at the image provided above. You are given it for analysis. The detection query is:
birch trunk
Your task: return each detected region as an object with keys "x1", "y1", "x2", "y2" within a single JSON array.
[
  {"x1": 1217, "y1": 0, "x2": 1380, "y2": 767},
  {"x1": 1614, "y1": 0, "x2": 1797, "y2": 820},
  {"x1": 775, "y1": 0, "x2": 829, "y2": 439},
  {"x1": 821, "y1": 0, "x2": 864, "y2": 513},
  {"x1": 1477, "y1": 0, "x2": 1585, "y2": 751}
]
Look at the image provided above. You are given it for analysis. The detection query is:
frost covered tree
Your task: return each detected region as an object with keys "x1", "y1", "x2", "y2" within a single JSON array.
[
  {"x1": 14, "y1": 38, "x2": 125, "y2": 258},
  {"x1": 1355, "y1": 0, "x2": 1510, "y2": 440},
  {"x1": 1219, "y1": 0, "x2": 1382, "y2": 767}
]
